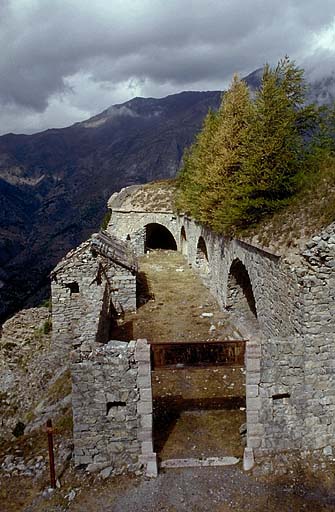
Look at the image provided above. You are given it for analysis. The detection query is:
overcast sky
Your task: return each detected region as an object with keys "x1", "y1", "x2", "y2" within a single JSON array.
[{"x1": 0, "y1": 0, "x2": 334, "y2": 135}]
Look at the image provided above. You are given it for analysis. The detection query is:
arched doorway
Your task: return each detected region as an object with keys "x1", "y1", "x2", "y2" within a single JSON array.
[
  {"x1": 196, "y1": 236, "x2": 209, "y2": 274},
  {"x1": 180, "y1": 226, "x2": 188, "y2": 256},
  {"x1": 145, "y1": 223, "x2": 177, "y2": 251},
  {"x1": 226, "y1": 259, "x2": 258, "y2": 330}
]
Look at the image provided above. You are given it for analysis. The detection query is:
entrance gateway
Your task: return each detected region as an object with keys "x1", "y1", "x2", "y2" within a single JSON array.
[{"x1": 150, "y1": 339, "x2": 247, "y2": 469}]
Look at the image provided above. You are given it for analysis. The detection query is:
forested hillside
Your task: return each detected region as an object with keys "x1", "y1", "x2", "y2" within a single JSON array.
[{"x1": 176, "y1": 58, "x2": 335, "y2": 236}]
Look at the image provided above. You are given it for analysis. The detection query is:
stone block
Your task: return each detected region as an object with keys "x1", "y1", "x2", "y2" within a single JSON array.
[
  {"x1": 141, "y1": 440, "x2": 154, "y2": 455},
  {"x1": 138, "y1": 429, "x2": 153, "y2": 442},
  {"x1": 137, "y1": 375, "x2": 152, "y2": 388},
  {"x1": 247, "y1": 397, "x2": 261, "y2": 411},
  {"x1": 243, "y1": 447, "x2": 255, "y2": 471},
  {"x1": 144, "y1": 453, "x2": 158, "y2": 478},
  {"x1": 138, "y1": 363, "x2": 151, "y2": 377},
  {"x1": 248, "y1": 423, "x2": 264, "y2": 436},
  {"x1": 248, "y1": 436, "x2": 262, "y2": 449},
  {"x1": 137, "y1": 401, "x2": 153, "y2": 415},
  {"x1": 247, "y1": 385, "x2": 259, "y2": 398},
  {"x1": 140, "y1": 388, "x2": 153, "y2": 401},
  {"x1": 141, "y1": 413, "x2": 153, "y2": 429},
  {"x1": 246, "y1": 344, "x2": 261, "y2": 358},
  {"x1": 247, "y1": 358, "x2": 260, "y2": 372}
]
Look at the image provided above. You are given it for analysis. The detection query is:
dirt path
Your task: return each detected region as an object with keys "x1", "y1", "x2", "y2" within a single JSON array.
[
  {"x1": 29, "y1": 465, "x2": 335, "y2": 512},
  {"x1": 4, "y1": 250, "x2": 335, "y2": 511},
  {"x1": 111, "y1": 250, "x2": 242, "y2": 342},
  {"x1": 112, "y1": 250, "x2": 247, "y2": 461}
]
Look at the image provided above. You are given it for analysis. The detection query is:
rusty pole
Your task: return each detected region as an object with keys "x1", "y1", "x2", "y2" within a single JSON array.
[{"x1": 46, "y1": 419, "x2": 56, "y2": 489}]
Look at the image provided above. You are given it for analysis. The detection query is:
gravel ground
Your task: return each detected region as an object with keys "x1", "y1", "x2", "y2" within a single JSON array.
[
  {"x1": 100, "y1": 467, "x2": 335, "y2": 512},
  {"x1": 28, "y1": 464, "x2": 335, "y2": 512}
]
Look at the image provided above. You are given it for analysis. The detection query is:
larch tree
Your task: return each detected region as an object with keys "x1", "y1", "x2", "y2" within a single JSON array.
[
  {"x1": 237, "y1": 57, "x2": 312, "y2": 226},
  {"x1": 175, "y1": 109, "x2": 219, "y2": 218},
  {"x1": 201, "y1": 74, "x2": 252, "y2": 232}
]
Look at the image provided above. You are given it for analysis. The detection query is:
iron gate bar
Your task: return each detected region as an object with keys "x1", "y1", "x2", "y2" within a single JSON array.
[{"x1": 149, "y1": 340, "x2": 247, "y2": 370}]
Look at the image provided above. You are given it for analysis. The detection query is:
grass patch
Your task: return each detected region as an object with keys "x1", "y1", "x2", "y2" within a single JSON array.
[
  {"x1": 47, "y1": 369, "x2": 72, "y2": 403},
  {"x1": 241, "y1": 156, "x2": 335, "y2": 251},
  {"x1": 54, "y1": 408, "x2": 73, "y2": 434}
]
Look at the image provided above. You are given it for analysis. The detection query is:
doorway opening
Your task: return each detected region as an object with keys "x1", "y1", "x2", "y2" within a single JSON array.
[
  {"x1": 196, "y1": 236, "x2": 209, "y2": 274},
  {"x1": 151, "y1": 340, "x2": 246, "y2": 465},
  {"x1": 145, "y1": 223, "x2": 177, "y2": 251}
]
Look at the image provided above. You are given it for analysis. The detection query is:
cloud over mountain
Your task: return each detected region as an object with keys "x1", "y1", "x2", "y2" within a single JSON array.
[{"x1": 0, "y1": 0, "x2": 335, "y2": 134}]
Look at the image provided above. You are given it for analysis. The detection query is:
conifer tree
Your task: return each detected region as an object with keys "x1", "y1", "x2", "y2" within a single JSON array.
[
  {"x1": 176, "y1": 109, "x2": 219, "y2": 217},
  {"x1": 176, "y1": 57, "x2": 331, "y2": 233},
  {"x1": 237, "y1": 57, "x2": 316, "y2": 226},
  {"x1": 201, "y1": 74, "x2": 252, "y2": 232}
]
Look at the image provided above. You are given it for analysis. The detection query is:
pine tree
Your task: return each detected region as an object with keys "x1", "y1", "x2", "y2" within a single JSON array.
[
  {"x1": 176, "y1": 75, "x2": 252, "y2": 230},
  {"x1": 176, "y1": 57, "x2": 332, "y2": 234}
]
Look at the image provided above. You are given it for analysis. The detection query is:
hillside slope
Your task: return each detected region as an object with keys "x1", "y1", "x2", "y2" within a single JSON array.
[
  {"x1": 0, "y1": 91, "x2": 222, "y2": 321},
  {"x1": 1, "y1": 68, "x2": 335, "y2": 322}
]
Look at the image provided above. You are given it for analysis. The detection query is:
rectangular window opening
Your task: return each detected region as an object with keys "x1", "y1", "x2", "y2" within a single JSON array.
[
  {"x1": 106, "y1": 401, "x2": 126, "y2": 415},
  {"x1": 272, "y1": 393, "x2": 290, "y2": 401}
]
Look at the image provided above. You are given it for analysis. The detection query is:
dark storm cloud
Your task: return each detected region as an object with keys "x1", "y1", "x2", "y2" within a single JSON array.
[{"x1": 0, "y1": 0, "x2": 334, "y2": 133}]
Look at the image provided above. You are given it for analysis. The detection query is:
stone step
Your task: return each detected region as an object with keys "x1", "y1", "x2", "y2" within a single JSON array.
[{"x1": 160, "y1": 456, "x2": 240, "y2": 469}]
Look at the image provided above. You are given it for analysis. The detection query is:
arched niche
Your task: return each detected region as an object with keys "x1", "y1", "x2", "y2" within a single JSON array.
[
  {"x1": 145, "y1": 223, "x2": 177, "y2": 251},
  {"x1": 226, "y1": 259, "x2": 258, "y2": 326},
  {"x1": 196, "y1": 236, "x2": 209, "y2": 274},
  {"x1": 180, "y1": 226, "x2": 188, "y2": 256}
]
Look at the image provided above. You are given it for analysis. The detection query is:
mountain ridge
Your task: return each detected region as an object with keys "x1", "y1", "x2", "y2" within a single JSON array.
[{"x1": 0, "y1": 69, "x2": 334, "y2": 322}]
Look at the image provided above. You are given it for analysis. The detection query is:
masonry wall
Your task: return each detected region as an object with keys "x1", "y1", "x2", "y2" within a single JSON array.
[
  {"x1": 71, "y1": 340, "x2": 140, "y2": 474},
  {"x1": 107, "y1": 206, "x2": 335, "y2": 468},
  {"x1": 71, "y1": 339, "x2": 157, "y2": 477},
  {"x1": 108, "y1": 211, "x2": 304, "y2": 339},
  {"x1": 108, "y1": 210, "x2": 181, "y2": 254},
  {"x1": 246, "y1": 334, "x2": 335, "y2": 461},
  {"x1": 301, "y1": 222, "x2": 335, "y2": 337},
  {"x1": 51, "y1": 241, "x2": 136, "y2": 356}
]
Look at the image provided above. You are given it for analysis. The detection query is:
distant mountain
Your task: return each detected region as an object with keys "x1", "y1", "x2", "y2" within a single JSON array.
[
  {"x1": 0, "y1": 90, "x2": 222, "y2": 321},
  {"x1": 0, "y1": 69, "x2": 334, "y2": 322}
]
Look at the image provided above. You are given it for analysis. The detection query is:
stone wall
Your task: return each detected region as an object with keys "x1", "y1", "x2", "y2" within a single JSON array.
[
  {"x1": 51, "y1": 184, "x2": 335, "y2": 474},
  {"x1": 51, "y1": 239, "x2": 136, "y2": 356},
  {"x1": 105, "y1": 194, "x2": 335, "y2": 470},
  {"x1": 108, "y1": 210, "x2": 181, "y2": 255},
  {"x1": 301, "y1": 222, "x2": 335, "y2": 337},
  {"x1": 107, "y1": 211, "x2": 303, "y2": 339},
  {"x1": 246, "y1": 334, "x2": 335, "y2": 463},
  {"x1": 71, "y1": 339, "x2": 157, "y2": 477}
]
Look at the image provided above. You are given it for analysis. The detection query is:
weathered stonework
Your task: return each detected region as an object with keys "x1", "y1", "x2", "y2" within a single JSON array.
[
  {"x1": 51, "y1": 183, "x2": 335, "y2": 476},
  {"x1": 51, "y1": 231, "x2": 137, "y2": 356},
  {"x1": 105, "y1": 185, "x2": 335, "y2": 472},
  {"x1": 71, "y1": 339, "x2": 157, "y2": 477}
]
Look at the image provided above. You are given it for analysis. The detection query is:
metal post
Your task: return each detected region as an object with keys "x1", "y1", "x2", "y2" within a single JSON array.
[{"x1": 46, "y1": 419, "x2": 56, "y2": 488}]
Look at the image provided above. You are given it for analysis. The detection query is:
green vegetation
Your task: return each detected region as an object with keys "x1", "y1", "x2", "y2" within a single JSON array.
[
  {"x1": 33, "y1": 318, "x2": 52, "y2": 340},
  {"x1": 39, "y1": 297, "x2": 51, "y2": 310},
  {"x1": 176, "y1": 57, "x2": 335, "y2": 235},
  {"x1": 47, "y1": 369, "x2": 72, "y2": 403},
  {"x1": 101, "y1": 210, "x2": 112, "y2": 230},
  {"x1": 42, "y1": 318, "x2": 52, "y2": 334}
]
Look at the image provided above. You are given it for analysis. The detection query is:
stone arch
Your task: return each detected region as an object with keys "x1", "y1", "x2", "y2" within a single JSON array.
[
  {"x1": 145, "y1": 223, "x2": 177, "y2": 251},
  {"x1": 196, "y1": 236, "x2": 209, "y2": 274},
  {"x1": 226, "y1": 258, "x2": 258, "y2": 328},
  {"x1": 180, "y1": 226, "x2": 188, "y2": 256}
]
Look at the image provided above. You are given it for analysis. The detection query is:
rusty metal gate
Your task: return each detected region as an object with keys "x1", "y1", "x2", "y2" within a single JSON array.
[{"x1": 150, "y1": 340, "x2": 246, "y2": 370}]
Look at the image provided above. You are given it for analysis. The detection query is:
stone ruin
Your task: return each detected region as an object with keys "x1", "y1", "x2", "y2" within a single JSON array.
[{"x1": 51, "y1": 183, "x2": 335, "y2": 477}]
